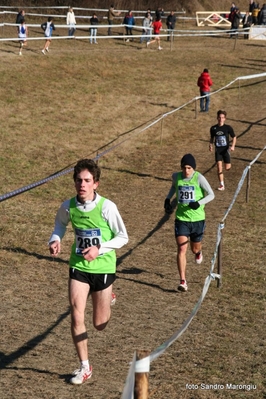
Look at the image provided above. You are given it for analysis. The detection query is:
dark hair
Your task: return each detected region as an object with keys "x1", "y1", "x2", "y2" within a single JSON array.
[
  {"x1": 217, "y1": 110, "x2": 227, "y2": 117},
  {"x1": 73, "y1": 159, "x2": 101, "y2": 182},
  {"x1": 203, "y1": 68, "x2": 208, "y2": 72},
  {"x1": 48, "y1": 17, "x2": 53, "y2": 22}
]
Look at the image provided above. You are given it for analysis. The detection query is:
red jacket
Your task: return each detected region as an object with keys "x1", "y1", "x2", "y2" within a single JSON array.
[{"x1": 197, "y1": 72, "x2": 213, "y2": 92}]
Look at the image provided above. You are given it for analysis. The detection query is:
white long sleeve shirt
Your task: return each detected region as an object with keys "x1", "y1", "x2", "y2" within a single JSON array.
[{"x1": 66, "y1": 11, "x2": 76, "y2": 25}]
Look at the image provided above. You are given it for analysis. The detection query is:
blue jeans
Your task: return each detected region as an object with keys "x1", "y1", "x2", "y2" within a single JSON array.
[
  {"x1": 200, "y1": 91, "x2": 210, "y2": 112},
  {"x1": 90, "y1": 28, "x2": 97, "y2": 43},
  {"x1": 108, "y1": 20, "x2": 113, "y2": 35}
]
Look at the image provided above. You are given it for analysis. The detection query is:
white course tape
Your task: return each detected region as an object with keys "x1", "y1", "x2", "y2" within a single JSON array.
[{"x1": 135, "y1": 356, "x2": 150, "y2": 373}]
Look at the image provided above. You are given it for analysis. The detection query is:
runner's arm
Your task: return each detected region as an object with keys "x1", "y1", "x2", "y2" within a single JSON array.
[{"x1": 198, "y1": 174, "x2": 215, "y2": 205}]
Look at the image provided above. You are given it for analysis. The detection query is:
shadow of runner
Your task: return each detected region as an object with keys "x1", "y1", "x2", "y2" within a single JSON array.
[{"x1": 0, "y1": 309, "x2": 70, "y2": 369}]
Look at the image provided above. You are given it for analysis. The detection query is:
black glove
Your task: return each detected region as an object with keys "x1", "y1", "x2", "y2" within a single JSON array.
[
  {"x1": 188, "y1": 201, "x2": 200, "y2": 210},
  {"x1": 164, "y1": 198, "x2": 173, "y2": 214}
]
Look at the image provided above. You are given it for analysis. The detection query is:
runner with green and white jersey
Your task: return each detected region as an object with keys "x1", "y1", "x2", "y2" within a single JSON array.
[
  {"x1": 49, "y1": 159, "x2": 128, "y2": 385},
  {"x1": 164, "y1": 154, "x2": 214, "y2": 292}
]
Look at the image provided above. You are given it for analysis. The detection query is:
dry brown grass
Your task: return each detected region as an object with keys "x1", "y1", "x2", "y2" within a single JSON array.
[{"x1": 0, "y1": 15, "x2": 265, "y2": 399}]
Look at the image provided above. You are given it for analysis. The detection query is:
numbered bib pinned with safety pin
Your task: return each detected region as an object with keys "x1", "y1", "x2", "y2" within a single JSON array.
[
  {"x1": 178, "y1": 185, "x2": 195, "y2": 204},
  {"x1": 75, "y1": 228, "x2": 102, "y2": 256}
]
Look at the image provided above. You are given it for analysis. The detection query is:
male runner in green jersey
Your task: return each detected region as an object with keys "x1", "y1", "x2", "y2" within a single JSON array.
[
  {"x1": 49, "y1": 159, "x2": 128, "y2": 384},
  {"x1": 164, "y1": 154, "x2": 214, "y2": 292}
]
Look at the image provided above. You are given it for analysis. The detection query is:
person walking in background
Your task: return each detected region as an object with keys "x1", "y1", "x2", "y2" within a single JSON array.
[
  {"x1": 197, "y1": 68, "x2": 213, "y2": 112},
  {"x1": 18, "y1": 18, "x2": 28, "y2": 56},
  {"x1": 123, "y1": 10, "x2": 135, "y2": 42},
  {"x1": 242, "y1": 11, "x2": 252, "y2": 39},
  {"x1": 147, "y1": 16, "x2": 163, "y2": 50},
  {"x1": 48, "y1": 159, "x2": 128, "y2": 385},
  {"x1": 166, "y1": 11, "x2": 176, "y2": 41},
  {"x1": 140, "y1": 12, "x2": 152, "y2": 44},
  {"x1": 107, "y1": 4, "x2": 121, "y2": 36},
  {"x1": 209, "y1": 110, "x2": 236, "y2": 191},
  {"x1": 90, "y1": 13, "x2": 99, "y2": 44},
  {"x1": 66, "y1": 7, "x2": 76, "y2": 36},
  {"x1": 41, "y1": 17, "x2": 55, "y2": 54},
  {"x1": 164, "y1": 154, "x2": 214, "y2": 292}
]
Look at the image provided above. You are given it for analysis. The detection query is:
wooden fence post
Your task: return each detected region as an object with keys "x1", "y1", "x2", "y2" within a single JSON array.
[{"x1": 134, "y1": 350, "x2": 150, "y2": 399}]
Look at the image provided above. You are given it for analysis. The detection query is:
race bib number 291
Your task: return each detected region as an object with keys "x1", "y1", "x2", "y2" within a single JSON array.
[
  {"x1": 178, "y1": 185, "x2": 195, "y2": 203},
  {"x1": 75, "y1": 228, "x2": 102, "y2": 255}
]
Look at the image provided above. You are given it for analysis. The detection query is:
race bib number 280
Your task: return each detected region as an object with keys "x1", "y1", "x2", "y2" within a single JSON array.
[{"x1": 75, "y1": 228, "x2": 102, "y2": 255}]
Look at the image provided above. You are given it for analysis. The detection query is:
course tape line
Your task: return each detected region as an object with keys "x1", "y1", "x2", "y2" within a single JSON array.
[
  {"x1": 0, "y1": 73, "x2": 265, "y2": 204},
  {"x1": 121, "y1": 145, "x2": 265, "y2": 399},
  {"x1": 222, "y1": 146, "x2": 266, "y2": 223}
]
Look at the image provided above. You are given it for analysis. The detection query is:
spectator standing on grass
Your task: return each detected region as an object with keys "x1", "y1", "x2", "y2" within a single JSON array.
[
  {"x1": 107, "y1": 4, "x2": 121, "y2": 36},
  {"x1": 242, "y1": 11, "x2": 252, "y2": 38},
  {"x1": 90, "y1": 13, "x2": 99, "y2": 44},
  {"x1": 147, "y1": 16, "x2": 163, "y2": 50},
  {"x1": 230, "y1": 7, "x2": 241, "y2": 38},
  {"x1": 209, "y1": 110, "x2": 236, "y2": 191},
  {"x1": 18, "y1": 18, "x2": 28, "y2": 56},
  {"x1": 140, "y1": 12, "x2": 152, "y2": 43},
  {"x1": 66, "y1": 7, "x2": 76, "y2": 36},
  {"x1": 48, "y1": 159, "x2": 128, "y2": 385},
  {"x1": 164, "y1": 154, "x2": 214, "y2": 292},
  {"x1": 123, "y1": 10, "x2": 135, "y2": 41},
  {"x1": 147, "y1": 8, "x2": 153, "y2": 22},
  {"x1": 166, "y1": 11, "x2": 176, "y2": 41},
  {"x1": 197, "y1": 68, "x2": 213, "y2": 112},
  {"x1": 252, "y1": 3, "x2": 260, "y2": 23},
  {"x1": 249, "y1": 0, "x2": 256, "y2": 12},
  {"x1": 258, "y1": 3, "x2": 266, "y2": 24},
  {"x1": 41, "y1": 17, "x2": 55, "y2": 54},
  {"x1": 155, "y1": 7, "x2": 164, "y2": 20},
  {"x1": 228, "y1": 2, "x2": 236, "y2": 21},
  {"x1": 16, "y1": 9, "x2": 25, "y2": 25}
]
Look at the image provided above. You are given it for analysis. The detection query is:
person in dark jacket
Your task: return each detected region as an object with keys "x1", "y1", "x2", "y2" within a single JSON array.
[
  {"x1": 16, "y1": 9, "x2": 25, "y2": 25},
  {"x1": 90, "y1": 13, "x2": 99, "y2": 44},
  {"x1": 242, "y1": 11, "x2": 252, "y2": 38},
  {"x1": 230, "y1": 7, "x2": 242, "y2": 38},
  {"x1": 258, "y1": 3, "x2": 266, "y2": 24},
  {"x1": 197, "y1": 68, "x2": 213, "y2": 112},
  {"x1": 166, "y1": 11, "x2": 176, "y2": 41}
]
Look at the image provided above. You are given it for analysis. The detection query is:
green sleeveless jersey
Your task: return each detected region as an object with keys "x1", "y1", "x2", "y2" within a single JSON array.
[
  {"x1": 69, "y1": 197, "x2": 116, "y2": 273},
  {"x1": 175, "y1": 171, "x2": 205, "y2": 221}
]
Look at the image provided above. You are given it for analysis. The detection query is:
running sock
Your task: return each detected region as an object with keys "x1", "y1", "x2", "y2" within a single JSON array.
[{"x1": 81, "y1": 360, "x2": 89, "y2": 368}]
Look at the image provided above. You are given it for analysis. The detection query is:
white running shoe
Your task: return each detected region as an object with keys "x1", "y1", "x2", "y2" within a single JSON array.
[
  {"x1": 218, "y1": 185, "x2": 225, "y2": 191},
  {"x1": 41, "y1": 49, "x2": 45, "y2": 55},
  {"x1": 178, "y1": 280, "x2": 188, "y2": 292},
  {"x1": 45, "y1": 47, "x2": 49, "y2": 52},
  {"x1": 158, "y1": 46, "x2": 163, "y2": 50},
  {"x1": 70, "y1": 365, "x2": 92, "y2": 385},
  {"x1": 195, "y1": 252, "x2": 203, "y2": 265}
]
